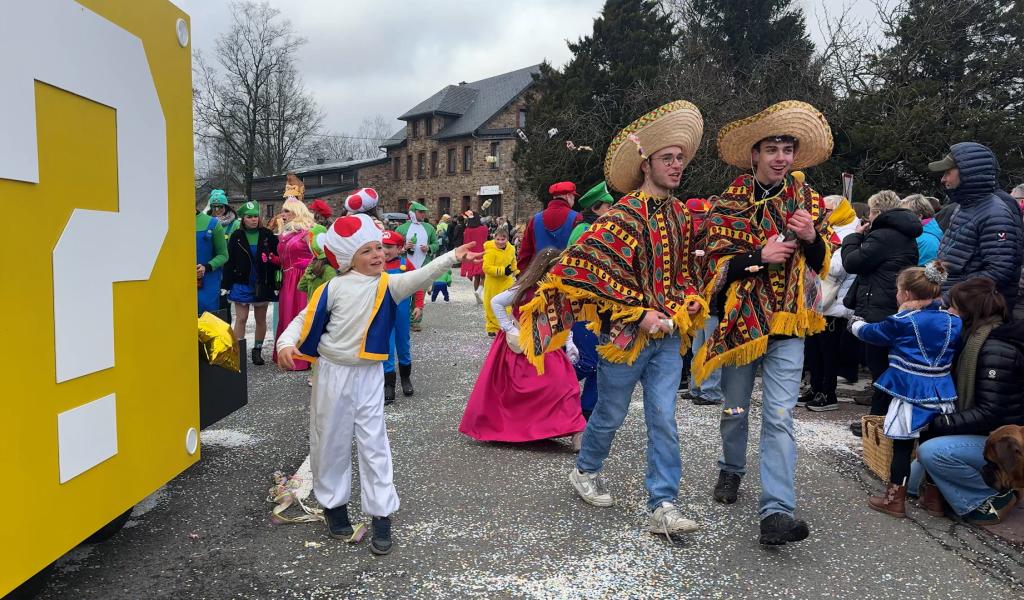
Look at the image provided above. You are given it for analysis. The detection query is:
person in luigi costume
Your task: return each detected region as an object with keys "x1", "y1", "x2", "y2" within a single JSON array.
[
  {"x1": 223, "y1": 200, "x2": 280, "y2": 365},
  {"x1": 396, "y1": 201, "x2": 439, "y2": 331},
  {"x1": 207, "y1": 188, "x2": 240, "y2": 239},
  {"x1": 568, "y1": 181, "x2": 615, "y2": 246}
]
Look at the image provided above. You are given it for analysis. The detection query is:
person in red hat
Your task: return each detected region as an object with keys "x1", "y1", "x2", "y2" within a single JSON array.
[
  {"x1": 516, "y1": 181, "x2": 583, "y2": 270},
  {"x1": 309, "y1": 199, "x2": 334, "y2": 226},
  {"x1": 381, "y1": 230, "x2": 423, "y2": 404}
]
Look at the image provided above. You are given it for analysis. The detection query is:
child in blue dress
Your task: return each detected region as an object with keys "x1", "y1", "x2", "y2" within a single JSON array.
[{"x1": 850, "y1": 261, "x2": 961, "y2": 518}]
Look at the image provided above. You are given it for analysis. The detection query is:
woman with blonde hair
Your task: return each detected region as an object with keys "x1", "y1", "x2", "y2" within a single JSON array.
[{"x1": 273, "y1": 174, "x2": 317, "y2": 370}]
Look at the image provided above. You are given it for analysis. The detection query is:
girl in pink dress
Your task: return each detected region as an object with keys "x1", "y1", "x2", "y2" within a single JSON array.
[
  {"x1": 459, "y1": 213, "x2": 490, "y2": 302},
  {"x1": 274, "y1": 197, "x2": 316, "y2": 370},
  {"x1": 459, "y1": 249, "x2": 586, "y2": 448}
]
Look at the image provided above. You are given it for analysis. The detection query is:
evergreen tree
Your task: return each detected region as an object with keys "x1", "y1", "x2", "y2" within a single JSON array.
[
  {"x1": 839, "y1": 0, "x2": 1024, "y2": 197},
  {"x1": 515, "y1": 0, "x2": 678, "y2": 199}
]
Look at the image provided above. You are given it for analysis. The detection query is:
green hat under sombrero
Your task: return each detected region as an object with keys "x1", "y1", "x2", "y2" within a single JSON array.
[
  {"x1": 237, "y1": 201, "x2": 260, "y2": 217},
  {"x1": 409, "y1": 201, "x2": 428, "y2": 212},
  {"x1": 576, "y1": 181, "x2": 614, "y2": 210}
]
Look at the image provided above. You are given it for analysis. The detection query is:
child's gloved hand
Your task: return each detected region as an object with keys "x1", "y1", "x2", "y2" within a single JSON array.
[
  {"x1": 504, "y1": 265, "x2": 514, "y2": 276},
  {"x1": 565, "y1": 340, "x2": 580, "y2": 365}
]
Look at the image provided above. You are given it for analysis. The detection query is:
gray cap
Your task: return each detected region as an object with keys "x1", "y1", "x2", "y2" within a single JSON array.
[{"x1": 928, "y1": 153, "x2": 957, "y2": 172}]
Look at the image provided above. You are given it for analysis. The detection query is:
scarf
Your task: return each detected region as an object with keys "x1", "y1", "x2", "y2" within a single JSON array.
[
  {"x1": 521, "y1": 190, "x2": 707, "y2": 373},
  {"x1": 692, "y1": 173, "x2": 831, "y2": 384},
  {"x1": 954, "y1": 317, "x2": 1002, "y2": 412},
  {"x1": 828, "y1": 199, "x2": 856, "y2": 227}
]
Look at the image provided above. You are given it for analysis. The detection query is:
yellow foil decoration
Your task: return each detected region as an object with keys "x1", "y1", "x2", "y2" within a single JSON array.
[{"x1": 198, "y1": 312, "x2": 240, "y2": 372}]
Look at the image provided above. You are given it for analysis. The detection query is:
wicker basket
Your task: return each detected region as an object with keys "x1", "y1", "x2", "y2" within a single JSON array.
[{"x1": 861, "y1": 415, "x2": 892, "y2": 481}]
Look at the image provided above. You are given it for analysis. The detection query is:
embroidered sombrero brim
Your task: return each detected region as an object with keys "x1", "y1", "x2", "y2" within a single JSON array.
[
  {"x1": 604, "y1": 100, "x2": 704, "y2": 194},
  {"x1": 717, "y1": 100, "x2": 833, "y2": 170}
]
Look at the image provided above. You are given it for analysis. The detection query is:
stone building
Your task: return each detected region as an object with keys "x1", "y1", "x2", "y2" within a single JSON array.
[
  {"x1": 359, "y1": 64, "x2": 541, "y2": 224},
  {"x1": 248, "y1": 156, "x2": 388, "y2": 220}
]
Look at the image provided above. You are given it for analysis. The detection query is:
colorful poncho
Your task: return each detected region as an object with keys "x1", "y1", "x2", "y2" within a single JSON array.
[
  {"x1": 521, "y1": 191, "x2": 707, "y2": 373},
  {"x1": 691, "y1": 172, "x2": 831, "y2": 384}
]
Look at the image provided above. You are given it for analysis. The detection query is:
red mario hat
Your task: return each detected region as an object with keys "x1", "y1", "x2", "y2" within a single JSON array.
[
  {"x1": 548, "y1": 181, "x2": 577, "y2": 197},
  {"x1": 309, "y1": 199, "x2": 333, "y2": 219},
  {"x1": 381, "y1": 230, "x2": 405, "y2": 247}
]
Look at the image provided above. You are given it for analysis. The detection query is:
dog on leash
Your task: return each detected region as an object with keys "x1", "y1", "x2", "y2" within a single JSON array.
[{"x1": 982, "y1": 424, "x2": 1024, "y2": 491}]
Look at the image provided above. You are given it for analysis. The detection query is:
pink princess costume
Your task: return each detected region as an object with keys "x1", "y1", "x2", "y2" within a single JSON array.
[
  {"x1": 459, "y1": 286, "x2": 586, "y2": 442},
  {"x1": 275, "y1": 228, "x2": 314, "y2": 369}
]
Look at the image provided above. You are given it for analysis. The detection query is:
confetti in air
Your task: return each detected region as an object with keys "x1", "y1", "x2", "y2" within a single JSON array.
[
  {"x1": 516, "y1": 128, "x2": 529, "y2": 143},
  {"x1": 547, "y1": 127, "x2": 559, "y2": 139}
]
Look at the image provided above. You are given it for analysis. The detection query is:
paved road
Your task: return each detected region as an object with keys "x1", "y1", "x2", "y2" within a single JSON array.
[{"x1": 40, "y1": 272, "x2": 1024, "y2": 599}]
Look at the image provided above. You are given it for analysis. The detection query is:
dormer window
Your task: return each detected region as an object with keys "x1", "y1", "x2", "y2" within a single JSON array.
[
  {"x1": 425, "y1": 117, "x2": 433, "y2": 136},
  {"x1": 411, "y1": 120, "x2": 420, "y2": 138}
]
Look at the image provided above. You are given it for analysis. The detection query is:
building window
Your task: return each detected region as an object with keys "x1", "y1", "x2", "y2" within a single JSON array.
[
  {"x1": 417, "y1": 153, "x2": 426, "y2": 178},
  {"x1": 406, "y1": 155, "x2": 412, "y2": 180},
  {"x1": 489, "y1": 141, "x2": 500, "y2": 170},
  {"x1": 462, "y1": 196, "x2": 472, "y2": 212},
  {"x1": 517, "y1": 109, "x2": 527, "y2": 128},
  {"x1": 447, "y1": 148, "x2": 456, "y2": 174},
  {"x1": 392, "y1": 157, "x2": 400, "y2": 180},
  {"x1": 462, "y1": 145, "x2": 472, "y2": 172},
  {"x1": 411, "y1": 120, "x2": 419, "y2": 138},
  {"x1": 425, "y1": 117, "x2": 433, "y2": 136},
  {"x1": 438, "y1": 196, "x2": 451, "y2": 216},
  {"x1": 303, "y1": 175, "x2": 320, "y2": 186},
  {"x1": 321, "y1": 172, "x2": 340, "y2": 184},
  {"x1": 430, "y1": 151, "x2": 438, "y2": 177}
]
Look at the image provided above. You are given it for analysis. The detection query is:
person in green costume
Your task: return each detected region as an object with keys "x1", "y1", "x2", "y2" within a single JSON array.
[
  {"x1": 196, "y1": 195, "x2": 229, "y2": 314},
  {"x1": 396, "y1": 201, "x2": 439, "y2": 331},
  {"x1": 298, "y1": 224, "x2": 339, "y2": 295},
  {"x1": 207, "y1": 188, "x2": 240, "y2": 239},
  {"x1": 568, "y1": 181, "x2": 616, "y2": 246}
]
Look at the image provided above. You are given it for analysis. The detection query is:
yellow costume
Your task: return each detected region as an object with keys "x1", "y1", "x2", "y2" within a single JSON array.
[{"x1": 482, "y1": 239, "x2": 519, "y2": 333}]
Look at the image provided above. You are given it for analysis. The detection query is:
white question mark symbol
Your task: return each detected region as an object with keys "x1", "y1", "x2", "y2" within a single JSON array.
[{"x1": 0, "y1": 0, "x2": 169, "y2": 482}]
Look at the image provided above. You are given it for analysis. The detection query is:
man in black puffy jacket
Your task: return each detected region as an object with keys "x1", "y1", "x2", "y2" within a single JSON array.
[{"x1": 930, "y1": 142, "x2": 1024, "y2": 307}]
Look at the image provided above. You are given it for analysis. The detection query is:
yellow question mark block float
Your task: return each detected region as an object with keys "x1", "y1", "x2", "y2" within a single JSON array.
[{"x1": 0, "y1": 0, "x2": 196, "y2": 592}]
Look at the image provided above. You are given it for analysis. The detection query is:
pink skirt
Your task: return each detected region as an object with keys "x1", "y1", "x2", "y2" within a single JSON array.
[
  {"x1": 459, "y1": 331, "x2": 585, "y2": 442},
  {"x1": 274, "y1": 267, "x2": 310, "y2": 370}
]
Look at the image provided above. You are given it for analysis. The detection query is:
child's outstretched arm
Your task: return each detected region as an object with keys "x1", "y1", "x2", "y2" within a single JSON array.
[
  {"x1": 390, "y1": 244, "x2": 482, "y2": 301},
  {"x1": 850, "y1": 316, "x2": 900, "y2": 348},
  {"x1": 275, "y1": 310, "x2": 307, "y2": 369}
]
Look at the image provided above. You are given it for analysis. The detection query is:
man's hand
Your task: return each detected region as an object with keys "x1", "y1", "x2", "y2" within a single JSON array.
[
  {"x1": 640, "y1": 310, "x2": 671, "y2": 334},
  {"x1": 405, "y1": 241, "x2": 415, "y2": 252},
  {"x1": 455, "y1": 243, "x2": 483, "y2": 263},
  {"x1": 686, "y1": 300, "x2": 701, "y2": 316},
  {"x1": 196, "y1": 264, "x2": 206, "y2": 278},
  {"x1": 761, "y1": 238, "x2": 798, "y2": 264},
  {"x1": 419, "y1": 244, "x2": 429, "y2": 253},
  {"x1": 786, "y1": 209, "x2": 816, "y2": 243},
  {"x1": 412, "y1": 307, "x2": 422, "y2": 321},
  {"x1": 277, "y1": 346, "x2": 296, "y2": 370}
]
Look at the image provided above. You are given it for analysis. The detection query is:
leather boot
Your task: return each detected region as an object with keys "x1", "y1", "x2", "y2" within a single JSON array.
[
  {"x1": 251, "y1": 347, "x2": 265, "y2": 366},
  {"x1": 399, "y1": 363, "x2": 414, "y2": 397},
  {"x1": 868, "y1": 483, "x2": 907, "y2": 518},
  {"x1": 918, "y1": 481, "x2": 947, "y2": 517},
  {"x1": 384, "y1": 371, "x2": 396, "y2": 406}
]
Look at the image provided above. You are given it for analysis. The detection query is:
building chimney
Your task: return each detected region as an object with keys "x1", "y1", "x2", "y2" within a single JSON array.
[
  {"x1": 316, "y1": 157, "x2": 326, "y2": 165},
  {"x1": 458, "y1": 81, "x2": 467, "y2": 86}
]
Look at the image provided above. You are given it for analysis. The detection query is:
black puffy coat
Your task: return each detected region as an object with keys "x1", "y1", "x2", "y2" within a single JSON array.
[
  {"x1": 841, "y1": 208, "x2": 922, "y2": 322},
  {"x1": 937, "y1": 142, "x2": 1024, "y2": 306},
  {"x1": 929, "y1": 320, "x2": 1024, "y2": 437},
  {"x1": 222, "y1": 227, "x2": 280, "y2": 302}
]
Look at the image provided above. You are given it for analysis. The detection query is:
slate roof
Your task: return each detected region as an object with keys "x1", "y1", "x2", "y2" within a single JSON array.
[{"x1": 381, "y1": 64, "x2": 540, "y2": 148}]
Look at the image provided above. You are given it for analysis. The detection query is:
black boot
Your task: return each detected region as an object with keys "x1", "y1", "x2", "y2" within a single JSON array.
[
  {"x1": 251, "y1": 346, "x2": 265, "y2": 366},
  {"x1": 384, "y1": 371, "x2": 396, "y2": 406},
  {"x1": 713, "y1": 470, "x2": 741, "y2": 504},
  {"x1": 324, "y1": 504, "x2": 353, "y2": 538},
  {"x1": 370, "y1": 516, "x2": 393, "y2": 555},
  {"x1": 759, "y1": 513, "x2": 810, "y2": 546},
  {"x1": 399, "y1": 363, "x2": 414, "y2": 397}
]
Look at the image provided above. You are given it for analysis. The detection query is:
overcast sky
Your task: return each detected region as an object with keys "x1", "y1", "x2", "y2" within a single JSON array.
[{"x1": 170, "y1": 1, "x2": 879, "y2": 138}]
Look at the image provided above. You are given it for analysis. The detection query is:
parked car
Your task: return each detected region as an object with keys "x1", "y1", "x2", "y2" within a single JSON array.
[{"x1": 383, "y1": 212, "x2": 409, "y2": 230}]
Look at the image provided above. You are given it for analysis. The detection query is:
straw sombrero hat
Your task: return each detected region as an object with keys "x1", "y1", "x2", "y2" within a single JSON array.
[
  {"x1": 717, "y1": 100, "x2": 833, "y2": 170},
  {"x1": 604, "y1": 100, "x2": 703, "y2": 194}
]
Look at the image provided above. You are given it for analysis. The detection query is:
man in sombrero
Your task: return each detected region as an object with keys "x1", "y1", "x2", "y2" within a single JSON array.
[
  {"x1": 521, "y1": 101, "x2": 707, "y2": 537},
  {"x1": 693, "y1": 101, "x2": 833, "y2": 545}
]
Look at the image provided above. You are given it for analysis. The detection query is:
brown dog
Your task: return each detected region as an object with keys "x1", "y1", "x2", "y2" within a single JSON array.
[{"x1": 982, "y1": 425, "x2": 1024, "y2": 491}]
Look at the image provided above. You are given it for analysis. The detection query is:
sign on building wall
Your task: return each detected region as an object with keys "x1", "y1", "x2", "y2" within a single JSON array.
[{"x1": 479, "y1": 185, "x2": 501, "y2": 196}]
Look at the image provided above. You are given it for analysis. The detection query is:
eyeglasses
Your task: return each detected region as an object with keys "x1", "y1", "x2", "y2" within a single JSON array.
[{"x1": 651, "y1": 154, "x2": 686, "y2": 166}]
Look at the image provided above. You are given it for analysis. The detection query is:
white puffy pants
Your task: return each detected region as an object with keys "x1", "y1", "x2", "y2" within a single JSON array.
[{"x1": 309, "y1": 359, "x2": 399, "y2": 516}]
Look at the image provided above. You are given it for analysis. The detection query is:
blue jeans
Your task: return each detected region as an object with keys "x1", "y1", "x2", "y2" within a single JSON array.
[
  {"x1": 719, "y1": 336, "x2": 804, "y2": 518},
  {"x1": 690, "y1": 315, "x2": 723, "y2": 402},
  {"x1": 912, "y1": 435, "x2": 999, "y2": 516},
  {"x1": 577, "y1": 334, "x2": 684, "y2": 511},
  {"x1": 383, "y1": 301, "x2": 412, "y2": 373}
]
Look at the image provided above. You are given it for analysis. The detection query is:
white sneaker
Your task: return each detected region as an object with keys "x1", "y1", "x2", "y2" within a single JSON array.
[
  {"x1": 474, "y1": 288, "x2": 483, "y2": 305},
  {"x1": 648, "y1": 502, "x2": 698, "y2": 537},
  {"x1": 569, "y1": 468, "x2": 613, "y2": 507}
]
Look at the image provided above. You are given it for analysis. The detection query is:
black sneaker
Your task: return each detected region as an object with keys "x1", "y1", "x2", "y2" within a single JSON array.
[
  {"x1": 759, "y1": 513, "x2": 810, "y2": 545},
  {"x1": 806, "y1": 392, "x2": 839, "y2": 412},
  {"x1": 713, "y1": 470, "x2": 741, "y2": 504},
  {"x1": 964, "y1": 490, "x2": 1018, "y2": 525},
  {"x1": 324, "y1": 504, "x2": 353, "y2": 538},
  {"x1": 796, "y1": 389, "x2": 815, "y2": 407},
  {"x1": 678, "y1": 377, "x2": 690, "y2": 392},
  {"x1": 850, "y1": 421, "x2": 862, "y2": 438},
  {"x1": 251, "y1": 347, "x2": 265, "y2": 366},
  {"x1": 692, "y1": 395, "x2": 722, "y2": 406},
  {"x1": 679, "y1": 390, "x2": 697, "y2": 400},
  {"x1": 370, "y1": 516, "x2": 393, "y2": 555}
]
